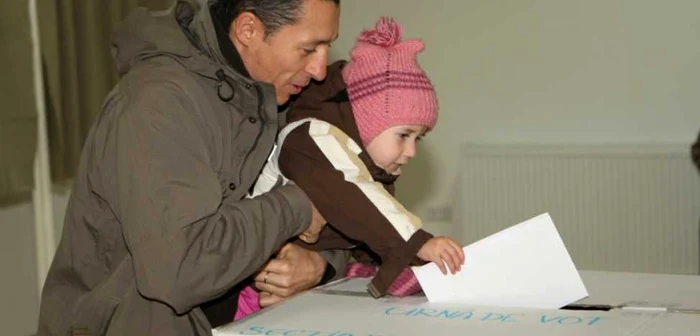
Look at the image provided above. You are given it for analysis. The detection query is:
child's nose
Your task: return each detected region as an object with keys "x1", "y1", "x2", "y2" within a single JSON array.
[{"x1": 404, "y1": 142, "x2": 417, "y2": 158}]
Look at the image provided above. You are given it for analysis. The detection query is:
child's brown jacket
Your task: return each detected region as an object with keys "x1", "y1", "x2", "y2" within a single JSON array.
[{"x1": 278, "y1": 61, "x2": 433, "y2": 298}]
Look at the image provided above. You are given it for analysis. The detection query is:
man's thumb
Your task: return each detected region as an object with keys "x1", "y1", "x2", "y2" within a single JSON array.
[{"x1": 277, "y1": 243, "x2": 294, "y2": 258}]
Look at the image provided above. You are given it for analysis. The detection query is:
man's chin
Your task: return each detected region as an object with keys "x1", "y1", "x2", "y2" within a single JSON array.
[{"x1": 276, "y1": 95, "x2": 289, "y2": 106}]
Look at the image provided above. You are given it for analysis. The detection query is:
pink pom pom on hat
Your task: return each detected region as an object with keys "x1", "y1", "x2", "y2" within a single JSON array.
[{"x1": 342, "y1": 17, "x2": 439, "y2": 147}]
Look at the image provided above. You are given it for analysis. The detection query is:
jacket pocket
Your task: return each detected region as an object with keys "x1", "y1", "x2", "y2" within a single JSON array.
[{"x1": 68, "y1": 296, "x2": 120, "y2": 336}]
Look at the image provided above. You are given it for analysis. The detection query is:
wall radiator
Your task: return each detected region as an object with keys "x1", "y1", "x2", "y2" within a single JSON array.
[{"x1": 454, "y1": 145, "x2": 700, "y2": 275}]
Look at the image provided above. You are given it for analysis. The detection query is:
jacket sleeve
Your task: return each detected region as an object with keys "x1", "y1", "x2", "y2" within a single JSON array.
[
  {"x1": 318, "y1": 249, "x2": 352, "y2": 283},
  {"x1": 102, "y1": 83, "x2": 311, "y2": 315},
  {"x1": 278, "y1": 120, "x2": 432, "y2": 297}
]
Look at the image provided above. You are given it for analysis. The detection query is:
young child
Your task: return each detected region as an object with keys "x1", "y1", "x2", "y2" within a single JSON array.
[{"x1": 238, "y1": 16, "x2": 464, "y2": 320}]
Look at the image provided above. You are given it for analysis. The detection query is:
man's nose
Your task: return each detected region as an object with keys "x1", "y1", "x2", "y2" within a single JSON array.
[{"x1": 307, "y1": 48, "x2": 329, "y2": 81}]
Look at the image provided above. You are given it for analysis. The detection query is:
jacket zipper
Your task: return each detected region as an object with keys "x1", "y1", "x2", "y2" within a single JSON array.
[{"x1": 237, "y1": 84, "x2": 266, "y2": 184}]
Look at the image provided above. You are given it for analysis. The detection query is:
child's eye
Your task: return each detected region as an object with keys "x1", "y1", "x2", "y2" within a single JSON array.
[
  {"x1": 399, "y1": 133, "x2": 410, "y2": 139},
  {"x1": 416, "y1": 135, "x2": 424, "y2": 142}
]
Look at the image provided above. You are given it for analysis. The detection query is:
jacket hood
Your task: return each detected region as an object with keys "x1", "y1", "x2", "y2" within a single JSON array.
[{"x1": 111, "y1": 0, "x2": 229, "y2": 76}]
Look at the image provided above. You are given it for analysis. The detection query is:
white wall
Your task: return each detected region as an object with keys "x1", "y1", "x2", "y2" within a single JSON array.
[
  {"x1": 330, "y1": 0, "x2": 700, "y2": 236},
  {"x1": 0, "y1": 190, "x2": 69, "y2": 336},
  {"x1": 0, "y1": 202, "x2": 40, "y2": 336}
]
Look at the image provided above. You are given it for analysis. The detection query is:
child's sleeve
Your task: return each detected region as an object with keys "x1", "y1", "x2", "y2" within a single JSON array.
[{"x1": 278, "y1": 119, "x2": 433, "y2": 298}]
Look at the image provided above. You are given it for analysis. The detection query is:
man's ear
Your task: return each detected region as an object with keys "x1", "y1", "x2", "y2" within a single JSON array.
[{"x1": 230, "y1": 12, "x2": 263, "y2": 47}]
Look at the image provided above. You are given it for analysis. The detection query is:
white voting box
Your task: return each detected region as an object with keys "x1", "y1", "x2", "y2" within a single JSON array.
[
  {"x1": 214, "y1": 271, "x2": 700, "y2": 336},
  {"x1": 314, "y1": 270, "x2": 700, "y2": 311},
  {"x1": 576, "y1": 270, "x2": 700, "y2": 311},
  {"x1": 214, "y1": 291, "x2": 699, "y2": 336}
]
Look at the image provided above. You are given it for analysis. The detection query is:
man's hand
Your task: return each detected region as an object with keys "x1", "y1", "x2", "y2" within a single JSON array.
[
  {"x1": 253, "y1": 243, "x2": 327, "y2": 307},
  {"x1": 298, "y1": 203, "x2": 327, "y2": 244},
  {"x1": 258, "y1": 292, "x2": 284, "y2": 308}
]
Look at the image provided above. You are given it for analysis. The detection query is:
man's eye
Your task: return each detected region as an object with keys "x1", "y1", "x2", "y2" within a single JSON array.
[{"x1": 302, "y1": 48, "x2": 316, "y2": 55}]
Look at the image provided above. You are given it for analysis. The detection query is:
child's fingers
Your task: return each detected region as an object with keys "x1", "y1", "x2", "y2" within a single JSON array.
[
  {"x1": 454, "y1": 243, "x2": 466, "y2": 270},
  {"x1": 445, "y1": 257, "x2": 457, "y2": 275},
  {"x1": 442, "y1": 250, "x2": 459, "y2": 275},
  {"x1": 436, "y1": 257, "x2": 448, "y2": 275},
  {"x1": 440, "y1": 245, "x2": 457, "y2": 273},
  {"x1": 447, "y1": 240, "x2": 465, "y2": 270},
  {"x1": 445, "y1": 244, "x2": 464, "y2": 273}
]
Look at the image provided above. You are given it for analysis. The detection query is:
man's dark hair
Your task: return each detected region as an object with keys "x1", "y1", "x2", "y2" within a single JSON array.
[{"x1": 211, "y1": 0, "x2": 340, "y2": 39}]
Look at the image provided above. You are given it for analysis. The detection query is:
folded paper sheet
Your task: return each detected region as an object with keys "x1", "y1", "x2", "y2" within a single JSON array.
[{"x1": 413, "y1": 213, "x2": 588, "y2": 309}]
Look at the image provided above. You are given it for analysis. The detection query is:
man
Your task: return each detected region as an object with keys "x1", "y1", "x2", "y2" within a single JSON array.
[{"x1": 37, "y1": 0, "x2": 343, "y2": 335}]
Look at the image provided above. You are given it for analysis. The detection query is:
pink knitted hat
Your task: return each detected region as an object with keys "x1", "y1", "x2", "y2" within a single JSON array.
[{"x1": 342, "y1": 17, "x2": 439, "y2": 147}]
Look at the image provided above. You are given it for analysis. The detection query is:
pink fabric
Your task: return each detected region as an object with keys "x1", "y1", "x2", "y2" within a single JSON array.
[
  {"x1": 233, "y1": 286, "x2": 261, "y2": 321},
  {"x1": 345, "y1": 262, "x2": 423, "y2": 297},
  {"x1": 341, "y1": 17, "x2": 439, "y2": 147}
]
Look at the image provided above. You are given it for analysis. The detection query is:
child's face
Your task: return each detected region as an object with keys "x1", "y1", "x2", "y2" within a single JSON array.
[{"x1": 366, "y1": 125, "x2": 428, "y2": 174}]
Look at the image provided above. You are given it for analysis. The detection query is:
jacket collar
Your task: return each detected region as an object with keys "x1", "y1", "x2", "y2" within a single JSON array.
[
  {"x1": 174, "y1": 0, "x2": 258, "y2": 84},
  {"x1": 209, "y1": 5, "x2": 251, "y2": 79}
]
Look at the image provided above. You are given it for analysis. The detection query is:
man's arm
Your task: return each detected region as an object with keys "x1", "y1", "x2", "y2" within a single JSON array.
[
  {"x1": 103, "y1": 83, "x2": 312, "y2": 315},
  {"x1": 319, "y1": 249, "x2": 352, "y2": 282}
]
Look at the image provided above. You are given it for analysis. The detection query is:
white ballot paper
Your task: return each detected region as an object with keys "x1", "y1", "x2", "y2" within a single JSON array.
[{"x1": 412, "y1": 213, "x2": 588, "y2": 309}]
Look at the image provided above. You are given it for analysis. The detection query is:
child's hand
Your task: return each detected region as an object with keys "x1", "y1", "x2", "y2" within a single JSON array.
[{"x1": 417, "y1": 237, "x2": 465, "y2": 275}]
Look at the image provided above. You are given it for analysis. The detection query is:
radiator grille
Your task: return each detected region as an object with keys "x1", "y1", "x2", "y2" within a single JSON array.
[{"x1": 455, "y1": 145, "x2": 700, "y2": 275}]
